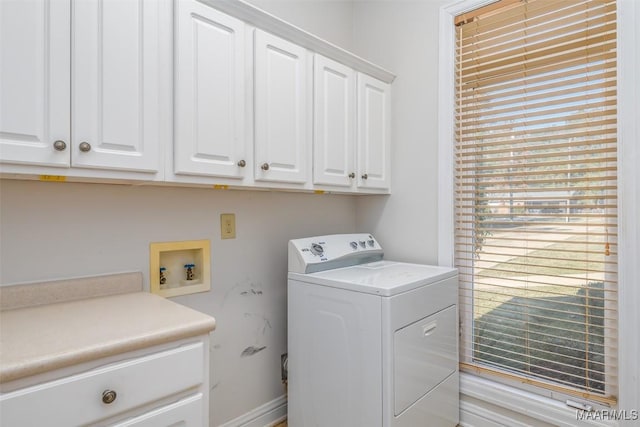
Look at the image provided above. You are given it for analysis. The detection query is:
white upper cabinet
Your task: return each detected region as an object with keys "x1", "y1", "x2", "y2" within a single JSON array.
[
  {"x1": 71, "y1": 0, "x2": 164, "y2": 173},
  {"x1": 313, "y1": 54, "x2": 356, "y2": 188},
  {"x1": 174, "y1": 1, "x2": 247, "y2": 179},
  {"x1": 357, "y1": 73, "x2": 391, "y2": 191},
  {"x1": 254, "y1": 30, "x2": 310, "y2": 184},
  {"x1": 1, "y1": 0, "x2": 393, "y2": 193},
  {"x1": 0, "y1": 0, "x2": 167, "y2": 176},
  {"x1": 0, "y1": 0, "x2": 70, "y2": 167}
]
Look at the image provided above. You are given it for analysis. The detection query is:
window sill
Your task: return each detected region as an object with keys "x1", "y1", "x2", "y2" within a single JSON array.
[{"x1": 460, "y1": 373, "x2": 619, "y2": 427}]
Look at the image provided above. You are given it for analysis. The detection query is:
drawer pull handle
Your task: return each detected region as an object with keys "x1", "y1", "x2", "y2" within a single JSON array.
[
  {"x1": 422, "y1": 322, "x2": 437, "y2": 337},
  {"x1": 102, "y1": 389, "x2": 117, "y2": 404}
]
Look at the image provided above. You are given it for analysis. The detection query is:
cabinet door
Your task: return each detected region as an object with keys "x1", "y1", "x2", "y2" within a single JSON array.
[
  {"x1": 174, "y1": 1, "x2": 246, "y2": 179},
  {"x1": 71, "y1": 0, "x2": 166, "y2": 173},
  {"x1": 313, "y1": 55, "x2": 355, "y2": 187},
  {"x1": 357, "y1": 73, "x2": 391, "y2": 190},
  {"x1": 0, "y1": 0, "x2": 70, "y2": 167},
  {"x1": 254, "y1": 30, "x2": 309, "y2": 184}
]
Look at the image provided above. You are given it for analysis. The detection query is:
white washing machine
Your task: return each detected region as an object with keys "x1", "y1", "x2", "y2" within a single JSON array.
[{"x1": 287, "y1": 234, "x2": 459, "y2": 427}]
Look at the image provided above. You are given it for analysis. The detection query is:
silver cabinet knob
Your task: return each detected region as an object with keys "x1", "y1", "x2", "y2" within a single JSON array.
[
  {"x1": 79, "y1": 142, "x2": 91, "y2": 152},
  {"x1": 102, "y1": 390, "x2": 117, "y2": 404},
  {"x1": 261, "y1": 163, "x2": 270, "y2": 171},
  {"x1": 348, "y1": 172, "x2": 355, "y2": 179},
  {"x1": 53, "y1": 140, "x2": 67, "y2": 151},
  {"x1": 237, "y1": 159, "x2": 246, "y2": 167},
  {"x1": 361, "y1": 173, "x2": 368, "y2": 180}
]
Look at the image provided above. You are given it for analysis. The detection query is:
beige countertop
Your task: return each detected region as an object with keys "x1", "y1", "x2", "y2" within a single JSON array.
[{"x1": 0, "y1": 280, "x2": 216, "y2": 384}]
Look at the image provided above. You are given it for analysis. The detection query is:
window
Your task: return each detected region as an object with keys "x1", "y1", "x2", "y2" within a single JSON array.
[{"x1": 454, "y1": 0, "x2": 617, "y2": 404}]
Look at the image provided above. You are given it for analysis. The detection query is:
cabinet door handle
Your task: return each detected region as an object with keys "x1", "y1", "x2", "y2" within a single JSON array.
[
  {"x1": 261, "y1": 163, "x2": 270, "y2": 171},
  {"x1": 53, "y1": 140, "x2": 67, "y2": 151},
  {"x1": 79, "y1": 142, "x2": 92, "y2": 152},
  {"x1": 237, "y1": 159, "x2": 246, "y2": 167},
  {"x1": 348, "y1": 172, "x2": 355, "y2": 179},
  {"x1": 102, "y1": 389, "x2": 117, "y2": 404},
  {"x1": 361, "y1": 173, "x2": 368, "y2": 180},
  {"x1": 422, "y1": 322, "x2": 437, "y2": 337}
]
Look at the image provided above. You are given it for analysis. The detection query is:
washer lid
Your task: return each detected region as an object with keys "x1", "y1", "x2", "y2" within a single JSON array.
[{"x1": 288, "y1": 261, "x2": 457, "y2": 296}]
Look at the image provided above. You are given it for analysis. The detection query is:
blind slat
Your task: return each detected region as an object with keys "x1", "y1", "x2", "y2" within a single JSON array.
[
  {"x1": 453, "y1": 175, "x2": 617, "y2": 188},
  {"x1": 457, "y1": 242, "x2": 615, "y2": 252},
  {"x1": 458, "y1": 272, "x2": 618, "y2": 286},
  {"x1": 469, "y1": 309, "x2": 616, "y2": 335},
  {"x1": 458, "y1": 155, "x2": 617, "y2": 172},
  {"x1": 457, "y1": 165, "x2": 618, "y2": 180},
  {"x1": 461, "y1": 274, "x2": 617, "y2": 290},
  {"x1": 460, "y1": 0, "x2": 614, "y2": 37},
  {"x1": 460, "y1": 83, "x2": 616, "y2": 114},
  {"x1": 458, "y1": 99, "x2": 617, "y2": 127},
  {"x1": 459, "y1": 40, "x2": 617, "y2": 85},
  {"x1": 457, "y1": 69, "x2": 616, "y2": 106},
  {"x1": 457, "y1": 135, "x2": 617, "y2": 151},
  {"x1": 459, "y1": 53, "x2": 616, "y2": 93},
  {"x1": 459, "y1": 89, "x2": 617, "y2": 121},
  {"x1": 460, "y1": 22, "x2": 617, "y2": 74},
  {"x1": 460, "y1": 11, "x2": 616, "y2": 61},
  {"x1": 467, "y1": 349, "x2": 608, "y2": 385}
]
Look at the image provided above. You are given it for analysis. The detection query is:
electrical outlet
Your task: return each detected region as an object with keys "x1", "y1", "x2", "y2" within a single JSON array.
[{"x1": 220, "y1": 213, "x2": 236, "y2": 239}]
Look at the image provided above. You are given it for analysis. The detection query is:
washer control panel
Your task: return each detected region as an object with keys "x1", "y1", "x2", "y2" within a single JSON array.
[{"x1": 288, "y1": 233, "x2": 383, "y2": 274}]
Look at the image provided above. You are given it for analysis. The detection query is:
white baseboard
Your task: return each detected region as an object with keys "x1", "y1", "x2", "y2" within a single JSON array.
[{"x1": 217, "y1": 395, "x2": 287, "y2": 427}]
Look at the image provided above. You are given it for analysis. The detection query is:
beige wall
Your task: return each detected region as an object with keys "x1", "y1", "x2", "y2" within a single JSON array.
[
  {"x1": 0, "y1": 180, "x2": 356, "y2": 424},
  {"x1": 352, "y1": 0, "x2": 447, "y2": 264},
  {"x1": 245, "y1": 0, "x2": 355, "y2": 51}
]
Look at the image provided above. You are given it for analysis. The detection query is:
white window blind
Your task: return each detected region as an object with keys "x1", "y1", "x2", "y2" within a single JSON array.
[{"x1": 454, "y1": 0, "x2": 617, "y2": 404}]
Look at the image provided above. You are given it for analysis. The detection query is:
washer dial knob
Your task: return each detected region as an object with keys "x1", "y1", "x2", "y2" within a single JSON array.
[
  {"x1": 368, "y1": 239, "x2": 375, "y2": 247},
  {"x1": 310, "y1": 243, "x2": 324, "y2": 256},
  {"x1": 350, "y1": 241, "x2": 358, "y2": 250}
]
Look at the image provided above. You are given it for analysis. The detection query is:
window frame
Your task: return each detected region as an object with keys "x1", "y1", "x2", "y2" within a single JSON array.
[{"x1": 438, "y1": 0, "x2": 639, "y2": 421}]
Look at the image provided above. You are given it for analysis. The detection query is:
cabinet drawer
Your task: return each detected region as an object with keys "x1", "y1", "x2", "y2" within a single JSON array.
[
  {"x1": 0, "y1": 342, "x2": 204, "y2": 426},
  {"x1": 112, "y1": 393, "x2": 203, "y2": 426}
]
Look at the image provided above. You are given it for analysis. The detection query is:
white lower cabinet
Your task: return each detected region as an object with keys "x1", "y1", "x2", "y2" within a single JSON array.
[{"x1": 0, "y1": 340, "x2": 208, "y2": 427}]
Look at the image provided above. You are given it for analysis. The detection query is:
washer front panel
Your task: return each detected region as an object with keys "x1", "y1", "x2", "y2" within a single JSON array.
[{"x1": 393, "y1": 305, "x2": 457, "y2": 415}]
